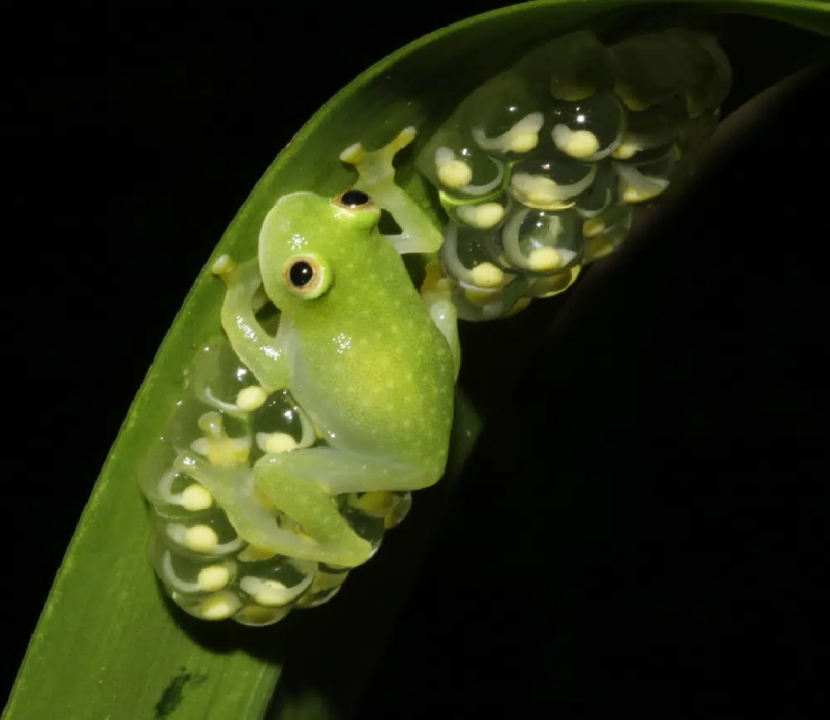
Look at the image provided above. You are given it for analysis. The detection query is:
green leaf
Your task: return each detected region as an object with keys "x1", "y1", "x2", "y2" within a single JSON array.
[{"x1": 4, "y1": 2, "x2": 828, "y2": 719}]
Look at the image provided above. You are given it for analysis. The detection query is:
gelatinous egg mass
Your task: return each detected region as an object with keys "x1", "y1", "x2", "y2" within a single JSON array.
[
  {"x1": 140, "y1": 336, "x2": 412, "y2": 625},
  {"x1": 417, "y1": 27, "x2": 731, "y2": 320}
]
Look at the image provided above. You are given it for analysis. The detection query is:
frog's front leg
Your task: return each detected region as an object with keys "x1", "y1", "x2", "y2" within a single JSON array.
[
  {"x1": 340, "y1": 127, "x2": 443, "y2": 255},
  {"x1": 212, "y1": 254, "x2": 290, "y2": 392},
  {"x1": 254, "y1": 448, "x2": 433, "y2": 567}
]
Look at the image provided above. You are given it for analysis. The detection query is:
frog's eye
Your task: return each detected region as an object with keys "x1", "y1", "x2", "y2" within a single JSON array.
[
  {"x1": 334, "y1": 189, "x2": 374, "y2": 209},
  {"x1": 281, "y1": 254, "x2": 332, "y2": 299}
]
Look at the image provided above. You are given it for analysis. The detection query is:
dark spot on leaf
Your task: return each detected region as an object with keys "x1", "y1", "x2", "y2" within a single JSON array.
[{"x1": 154, "y1": 670, "x2": 207, "y2": 718}]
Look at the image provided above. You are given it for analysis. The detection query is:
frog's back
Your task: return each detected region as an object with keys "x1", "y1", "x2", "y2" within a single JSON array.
[{"x1": 288, "y1": 227, "x2": 455, "y2": 475}]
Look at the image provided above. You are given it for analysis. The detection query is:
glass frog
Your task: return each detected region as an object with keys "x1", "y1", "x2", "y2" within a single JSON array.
[
  {"x1": 140, "y1": 26, "x2": 731, "y2": 625},
  {"x1": 208, "y1": 128, "x2": 460, "y2": 570}
]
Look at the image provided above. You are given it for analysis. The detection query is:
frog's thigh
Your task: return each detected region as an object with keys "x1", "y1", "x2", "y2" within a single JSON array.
[
  {"x1": 254, "y1": 448, "x2": 424, "y2": 567},
  {"x1": 253, "y1": 451, "x2": 371, "y2": 566}
]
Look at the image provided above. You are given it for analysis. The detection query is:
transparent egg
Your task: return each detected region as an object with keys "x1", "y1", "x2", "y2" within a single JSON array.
[
  {"x1": 338, "y1": 497, "x2": 388, "y2": 554},
  {"x1": 344, "y1": 491, "x2": 413, "y2": 531},
  {"x1": 187, "y1": 410, "x2": 252, "y2": 469},
  {"x1": 139, "y1": 439, "x2": 184, "y2": 516},
  {"x1": 147, "y1": 470, "x2": 215, "y2": 521},
  {"x1": 581, "y1": 203, "x2": 634, "y2": 263},
  {"x1": 497, "y1": 207, "x2": 583, "y2": 275},
  {"x1": 173, "y1": 589, "x2": 244, "y2": 622},
  {"x1": 612, "y1": 97, "x2": 687, "y2": 160},
  {"x1": 460, "y1": 71, "x2": 547, "y2": 159},
  {"x1": 525, "y1": 265, "x2": 582, "y2": 298},
  {"x1": 163, "y1": 397, "x2": 251, "y2": 460},
  {"x1": 517, "y1": 30, "x2": 614, "y2": 101},
  {"x1": 611, "y1": 30, "x2": 689, "y2": 111},
  {"x1": 384, "y1": 492, "x2": 413, "y2": 530},
  {"x1": 610, "y1": 28, "x2": 731, "y2": 115},
  {"x1": 441, "y1": 222, "x2": 512, "y2": 290},
  {"x1": 187, "y1": 335, "x2": 254, "y2": 415},
  {"x1": 573, "y1": 160, "x2": 617, "y2": 218},
  {"x1": 581, "y1": 202, "x2": 631, "y2": 239},
  {"x1": 445, "y1": 194, "x2": 511, "y2": 232},
  {"x1": 680, "y1": 33, "x2": 733, "y2": 118},
  {"x1": 508, "y1": 157, "x2": 596, "y2": 210},
  {"x1": 237, "y1": 556, "x2": 316, "y2": 608},
  {"x1": 451, "y1": 275, "x2": 533, "y2": 321},
  {"x1": 294, "y1": 567, "x2": 350, "y2": 609},
  {"x1": 251, "y1": 389, "x2": 315, "y2": 458},
  {"x1": 235, "y1": 605, "x2": 292, "y2": 627},
  {"x1": 152, "y1": 538, "x2": 238, "y2": 598},
  {"x1": 159, "y1": 505, "x2": 245, "y2": 561},
  {"x1": 549, "y1": 92, "x2": 625, "y2": 161},
  {"x1": 614, "y1": 144, "x2": 679, "y2": 204},
  {"x1": 417, "y1": 124, "x2": 507, "y2": 203}
]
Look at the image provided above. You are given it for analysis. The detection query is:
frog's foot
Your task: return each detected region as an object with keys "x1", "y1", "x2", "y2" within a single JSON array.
[
  {"x1": 178, "y1": 451, "x2": 328, "y2": 564},
  {"x1": 339, "y1": 126, "x2": 416, "y2": 187},
  {"x1": 340, "y1": 127, "x2": 443, "y2": 255},
  {"x1": 211, "y1": 253, "x2": 241, "y2": 283},
  {"x1": 211, "y1": 255, "x2": 266, "y2": 309},
  {"x1": 254, "y1": 447, "x2": 435, "y2": 568}
]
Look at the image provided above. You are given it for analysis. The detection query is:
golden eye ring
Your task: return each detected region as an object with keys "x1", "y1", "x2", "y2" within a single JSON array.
[{"x1": 281, "y1": 254, "x2": 332, "y2": 299}]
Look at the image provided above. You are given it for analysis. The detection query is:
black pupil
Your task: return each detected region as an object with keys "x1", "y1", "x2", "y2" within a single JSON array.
[
  {"x1": 289, "y1": 261, "x2": 314, "y2": 288},
  {"x1": 341, "y1": 189, "x2": 370, "y2": 207}
]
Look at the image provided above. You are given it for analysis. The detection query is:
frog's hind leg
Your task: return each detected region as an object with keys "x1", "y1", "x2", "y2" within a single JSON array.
[
  {"x1": 253, "y1": 447, "x2": 432, "y2": 568},
  {"x1": 340, "y1": 127, "x2": 443, "y2": 255},
  {"x1": 420, "y1": 260, "x2": 461, "y2": 379},
  {"x1": 174, "y1": 452, "x2": 325, "y2": 563}
]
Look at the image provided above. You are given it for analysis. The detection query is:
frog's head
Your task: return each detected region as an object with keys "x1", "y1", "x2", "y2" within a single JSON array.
[{"x1": 258, "y1": 189, "x2": 382, "y2": 312}]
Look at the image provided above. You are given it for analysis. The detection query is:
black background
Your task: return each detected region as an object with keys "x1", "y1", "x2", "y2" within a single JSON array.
[{"x1": 4, "y1": 2, "x2": 829, "y2": 715}]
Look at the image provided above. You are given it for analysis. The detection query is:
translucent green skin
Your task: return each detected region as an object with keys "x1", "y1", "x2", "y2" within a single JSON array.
[
  {"x1": 216, "y1": 191, "x2": 456, "y2": 567},
  {"x1": 259, "y1": 193, "x2": 455, "y2": 470}
]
